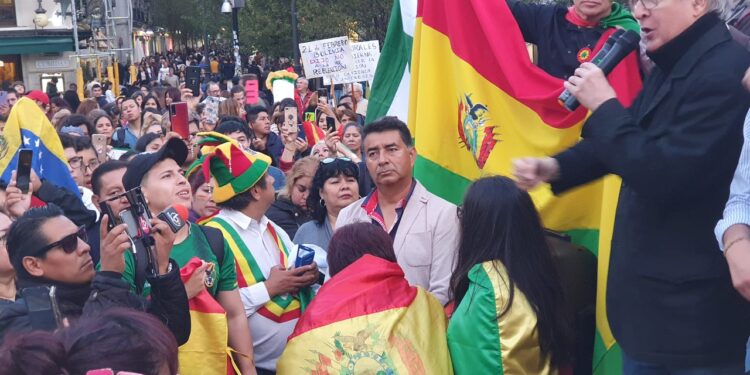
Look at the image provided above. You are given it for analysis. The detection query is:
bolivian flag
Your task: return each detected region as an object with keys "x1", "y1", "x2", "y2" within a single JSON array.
[
  {"x1": 408, "y1": 0, "x2": 641, "y2": 373},
  {"x1": 178, "y1": 257, "x2": 233, "y2": 375},
  {"x1": 277, "y1": 254, "x2": 453, "y2": 374},
  {"x1": 301, "y1": 121, "x2": 326, "y2": 148}
]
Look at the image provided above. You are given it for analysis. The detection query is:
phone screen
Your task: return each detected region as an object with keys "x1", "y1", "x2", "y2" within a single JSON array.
[
  {"x1": 16, "y1": 148, "x2": 33, "y2": 194},
  {"x1": 0, "y1": 91, "x2": 8, "y2": 107}
]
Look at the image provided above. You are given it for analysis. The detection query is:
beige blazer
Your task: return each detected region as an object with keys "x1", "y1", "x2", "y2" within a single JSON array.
[{"x1": 337, "y1": 180, "x2": 458, "y2": 305}]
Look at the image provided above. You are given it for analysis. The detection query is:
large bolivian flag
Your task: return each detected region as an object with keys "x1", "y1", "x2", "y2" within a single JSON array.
[
  {"x1": 277, "y1": 255, "x2": 453, "y2": 374},
  {"x1": 408, "y1": 0, "x2": 641, "y2": 373},
  {"x1": 0, "y1": 97, "x2": 80, "y2": 196}
]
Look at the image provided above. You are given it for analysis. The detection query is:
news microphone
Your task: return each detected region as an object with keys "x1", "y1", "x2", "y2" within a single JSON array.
[
  {"x1": 157, "y1": 204, "x2": 189, "y2": 233},
  {"x1": 558, "y1": 29, "x2": 641, "y2": 112}
]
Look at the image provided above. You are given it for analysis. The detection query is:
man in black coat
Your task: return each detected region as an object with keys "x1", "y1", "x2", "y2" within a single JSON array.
[
  {"x1": 0, "y1": 205, "x2": 190, "y2": 346},
  {"x1": 514, "y1": 3, "x2": 750, "y2": 373}
]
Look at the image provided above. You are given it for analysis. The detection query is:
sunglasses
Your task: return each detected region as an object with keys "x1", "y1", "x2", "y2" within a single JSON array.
[
  {"x1": 31, "y1": 226, "x2": 87, "y2": 257},
  {"x1": 321, "y1": 157, "x2": 352, "y2": 164}
]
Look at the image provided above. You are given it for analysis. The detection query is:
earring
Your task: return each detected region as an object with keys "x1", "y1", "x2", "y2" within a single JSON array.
[{"x1": 320, "y1": 198, "x2": 326, "y2": 207}]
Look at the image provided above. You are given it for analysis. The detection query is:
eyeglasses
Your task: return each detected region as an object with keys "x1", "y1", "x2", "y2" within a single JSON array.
[
  {"x1": 69, "y1": 157, "x2": 99, "y2": 172},
  {"x1": 629, "y1": 0, "x2": 660, "y2": 10},
  {"x1": 321, "y1": 157, "x2": 352, "y2": 164},
  {"x1": 30, "y1": 226, "x2": 87, "y2": 257}
]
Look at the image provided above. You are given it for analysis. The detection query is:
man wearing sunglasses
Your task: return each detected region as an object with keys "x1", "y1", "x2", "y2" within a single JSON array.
[{"x1": 0, "y1": 204, "x2": 190, "y2": 345}]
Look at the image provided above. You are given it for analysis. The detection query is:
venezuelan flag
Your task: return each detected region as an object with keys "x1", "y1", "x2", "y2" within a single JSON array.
[
  {"x1": 178, "y1": 257, "x2": 234, "y2": 375},
  {"x1": 277, "y1": 255, "x2": 453, "y2": 374},
  {"x1": 408, "y1": 0, "x2": 641, "y2": 373},
  {"x1": 0, "y1": 98, "x2": 79, "y2": 196}
]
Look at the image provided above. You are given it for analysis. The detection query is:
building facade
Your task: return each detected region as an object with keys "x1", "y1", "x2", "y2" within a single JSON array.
[{"x1": 0, "y1": 0, "x2": 158, "y2": 91}]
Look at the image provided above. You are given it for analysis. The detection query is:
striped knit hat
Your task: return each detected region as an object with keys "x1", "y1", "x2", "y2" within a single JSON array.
[
  {"x1": 183, "y1": 131, "x2": 239, "y2": 179},
  {"x1": 203, "y1": 141, "x2": 271, "y2": 203}
]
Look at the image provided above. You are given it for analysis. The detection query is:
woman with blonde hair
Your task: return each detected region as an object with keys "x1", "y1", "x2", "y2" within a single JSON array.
[{"x1": 266, "y1": 157, "x2": 318, "y2": 238}]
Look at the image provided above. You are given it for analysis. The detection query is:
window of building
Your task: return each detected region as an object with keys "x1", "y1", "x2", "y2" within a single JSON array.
[
  {"x1": 0, "y1": 0, "x2": 16, "y2": 27},
  {"x1": 0, "y1": 55, "x2": 22, "y2": 90}
]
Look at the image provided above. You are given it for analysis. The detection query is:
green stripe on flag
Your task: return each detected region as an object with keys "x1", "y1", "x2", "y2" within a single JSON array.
[
  {"x1": 416, "y1": 155, "x2": 621, "y2": 373},
  {"x1": 414, "y1": 155, "x2": 471, "y2": 205},
  {"x1": 366, "y1": 0, "x2": 414, "y2": 122},
  {"x1": 594, "y1": 331, "x2": 623, "y2": 375}
]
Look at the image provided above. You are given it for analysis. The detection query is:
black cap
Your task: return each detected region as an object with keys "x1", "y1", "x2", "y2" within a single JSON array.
[{"x1": 123, "y1": 137, "x2": 188, "y2": 191}]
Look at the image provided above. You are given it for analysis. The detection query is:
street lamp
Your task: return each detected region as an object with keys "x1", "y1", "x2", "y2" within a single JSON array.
[
  {"x1": 221, "y1": 0, "x2": 232, "y2": 13},
  {"x1": 33, "y1": 0, "x2": 49, "y2": 29}
]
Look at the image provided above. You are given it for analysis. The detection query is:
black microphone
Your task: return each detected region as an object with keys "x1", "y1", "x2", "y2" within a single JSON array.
[
  {"x1": 558, "y1": 30, "x2": 641, "y2": 112},
  {"x1": 558, "y1": 31, "x2": 622, "y2": 110}
]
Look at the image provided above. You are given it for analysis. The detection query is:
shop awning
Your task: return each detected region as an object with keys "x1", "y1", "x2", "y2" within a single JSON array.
[
  {"x1": 0, "y1": 29, "x2": 92, "y2": 55},
  {"x1": 0, "y1": 36, "x2": 76, "y2": 54}
]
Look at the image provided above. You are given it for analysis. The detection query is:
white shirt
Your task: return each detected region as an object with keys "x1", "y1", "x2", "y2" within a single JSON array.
[{"x1": 215, "y1": 209, "x2": 296, "y2": 371}]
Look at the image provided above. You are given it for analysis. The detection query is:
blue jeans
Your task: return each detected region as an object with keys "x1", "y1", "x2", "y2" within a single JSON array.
[{"x1": 623, "y1": 353, "x2": 744, "y2": 375}]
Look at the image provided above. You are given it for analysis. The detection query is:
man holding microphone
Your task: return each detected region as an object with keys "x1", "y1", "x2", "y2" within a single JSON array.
[{"x1": 514, "y1": 0, "x2": 750, "y2": 372}]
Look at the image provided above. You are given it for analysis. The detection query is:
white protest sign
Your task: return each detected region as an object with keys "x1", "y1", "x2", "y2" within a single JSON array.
[
  {"x1": 325, "y1": 40, "x2": 381, "y2": 85},
  {"x1": 299, "y1": 36, "x2": 353, "y2": 79}
]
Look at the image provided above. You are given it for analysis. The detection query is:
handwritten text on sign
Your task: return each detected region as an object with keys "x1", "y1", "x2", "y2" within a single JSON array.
[
  {"x1": 299, "y1": 36, "x2": 353, "y2": 79},
  {"x1": 326, "y1": 40, "x2": 381, "y2": 84}
]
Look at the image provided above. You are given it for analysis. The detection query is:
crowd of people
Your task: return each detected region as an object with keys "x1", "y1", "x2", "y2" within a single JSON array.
[{"x1": 0, "y1": 0, "x2": 750, "y2": 373}]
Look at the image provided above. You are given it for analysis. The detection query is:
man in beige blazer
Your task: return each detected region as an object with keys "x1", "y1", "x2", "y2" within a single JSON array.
[{"x1": 336, "y1": 117, "x2": 458, "y2": 305}]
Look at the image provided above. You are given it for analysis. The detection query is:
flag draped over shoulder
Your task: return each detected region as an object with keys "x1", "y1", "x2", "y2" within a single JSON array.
[
  {"x1": 178, "y1": 257, "x2": 233, "y2": 375},
  {"x1": 0, "y1": 97, "x2": 79, "y2": 196},
  {"x1": 407, "y1": 0, "x2": 642, "y2": 373},
  {"x1": 448, "y1": 261, "x2": 561, "y2": 374},
  {"x1": 277, "y1": 255, "x2": 453, "y2": 374}
]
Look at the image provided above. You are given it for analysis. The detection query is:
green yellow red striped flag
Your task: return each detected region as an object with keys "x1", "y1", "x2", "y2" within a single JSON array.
[
  {"x1": 276, "y1": 255, "x2": 453, "y2": 374},
  {"x1": 407, "y1": 0, "x2": 642, "y2": 373},
  {"x1": 448, "y1": 261, "x2": 561, "y2": 374},
  {"x1": 178, "y1": 257, "x2": 232, "y2": 375}
]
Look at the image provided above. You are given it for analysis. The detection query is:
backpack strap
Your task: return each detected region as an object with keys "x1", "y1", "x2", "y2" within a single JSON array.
[{"x1": 198, "y1": 224, "x2": 225, "y2": 268}]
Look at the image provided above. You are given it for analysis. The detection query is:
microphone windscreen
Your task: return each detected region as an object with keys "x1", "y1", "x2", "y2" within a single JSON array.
[{"x1": 172, "y1": 204, "x2": 189, "y2": 222}]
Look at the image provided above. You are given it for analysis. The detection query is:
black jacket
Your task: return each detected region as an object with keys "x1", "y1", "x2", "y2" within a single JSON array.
[
  {"x1": 0, "y1": 261, "x2": 190, "y2": 345},
  {"x1": 266, "y1": 197, "x2": 311, "y2": 239},
  {"x1": 552, "y1": 13, "x2": 750, "y2": 366},
  {"x1": 37, "y1": 181, "x2": 96, "y2": 229}
]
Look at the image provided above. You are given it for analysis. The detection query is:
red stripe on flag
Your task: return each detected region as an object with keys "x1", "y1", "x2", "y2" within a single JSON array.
[
  {"x1": 417, "y1": 0, "x2": 641, "y2": 128},
  {"x1": 289, "y1": 255, "x2": 417, "y2": 339}
]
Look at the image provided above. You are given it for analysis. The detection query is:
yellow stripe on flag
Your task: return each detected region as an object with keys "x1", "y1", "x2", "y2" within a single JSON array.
[{"x1": 409, "y1": 20, "x2": 603, "y2": 231}]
